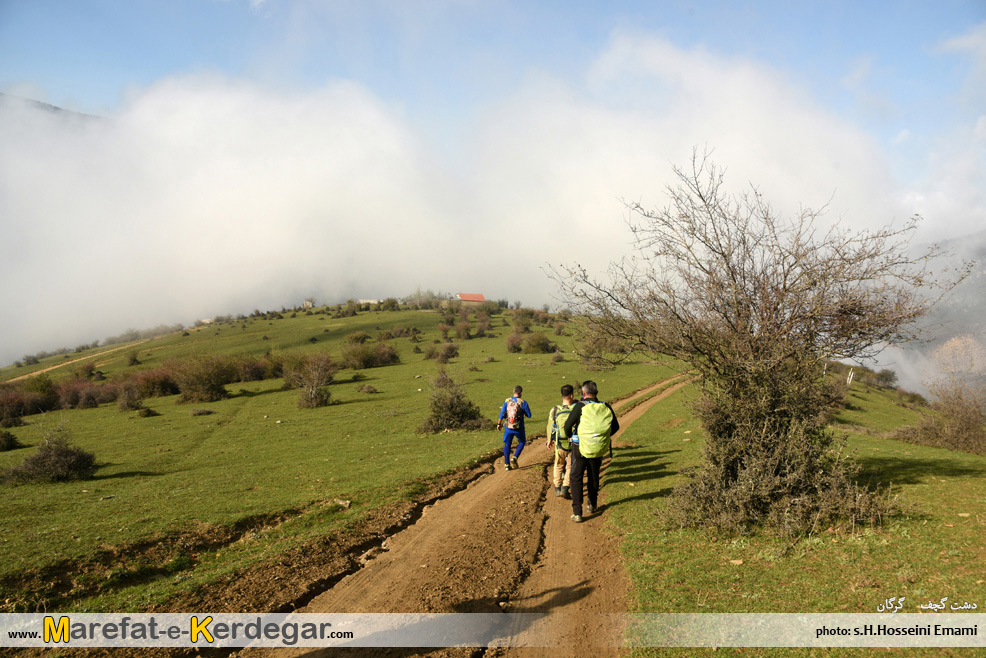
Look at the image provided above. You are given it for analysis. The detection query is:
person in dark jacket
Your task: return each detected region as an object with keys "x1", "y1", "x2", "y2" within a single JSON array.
[{"x1": 564, "y1": 380, "x2": 619, "y2": 522}]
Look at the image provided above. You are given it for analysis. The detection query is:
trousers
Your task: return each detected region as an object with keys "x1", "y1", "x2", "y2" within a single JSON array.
[{"x1": 570, "y1": 442, "x2": 602, "y2": 515}]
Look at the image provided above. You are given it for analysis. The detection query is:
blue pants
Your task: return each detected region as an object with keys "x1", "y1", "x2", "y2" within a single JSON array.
[{"x1": 503, "y1": 429, "x2": 526, "y2": 462}]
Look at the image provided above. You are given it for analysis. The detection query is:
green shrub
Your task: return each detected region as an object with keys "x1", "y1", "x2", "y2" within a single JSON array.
[
  {"x1": 117, "y1": 382, "x2": 144, "y2": 411},
  {"x1": 345, "y1": 331, "x2": 370, "y2": 344},
  {"x1": 0, "y1": 430, "x2": 23, "y2": 452},
  {"x1": 521, "y1": 333, "x2": 554, "y2": 354},
  {"x1": 505, "y1": 334, "x2": 522, "y2": 353},
  {"x1": 342, "y1": 343, "x2": 401, "y2": 370},
  {"x1": 424, "y1": 343, "x2": 458, "y2": 363},
  {"x1": 173, "y1": 357, "x2": 237, "y2": 403},
  {"x1": 5, "y1": 434, "x2": 96, "y2": 484},
  {"x1": 417, "y1": 370, "x2": 492, "y2": 433}
]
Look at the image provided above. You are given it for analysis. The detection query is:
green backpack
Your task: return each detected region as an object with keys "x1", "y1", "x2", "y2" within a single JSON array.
[
  {"x1": 552, "y1": 404, "x2": 574, "y2": 450},
  {"x1": 577, "y1": 400, "x2": 614, "y2": 459}
]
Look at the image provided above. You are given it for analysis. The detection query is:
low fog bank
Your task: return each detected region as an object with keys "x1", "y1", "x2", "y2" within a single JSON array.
[{"x1": 3, "y1": 35, "x2": 984, "y2": 370}]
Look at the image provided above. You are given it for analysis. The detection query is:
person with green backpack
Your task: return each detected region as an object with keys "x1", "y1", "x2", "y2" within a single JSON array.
[
  {"x1": 563, "y1": 380, "x2": 619, "y2": 523},
  {"x1": 545, "y1": 384, "x2": 576, "y2": 498}
]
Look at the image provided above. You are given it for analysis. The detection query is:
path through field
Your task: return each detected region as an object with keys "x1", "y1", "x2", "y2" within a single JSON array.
[
  {"x1": 6, "y1": 340, "x2": 151, "y2": 382},
  {"x1": 243, "y1": 374, "x2": 691, "y2": 658}
]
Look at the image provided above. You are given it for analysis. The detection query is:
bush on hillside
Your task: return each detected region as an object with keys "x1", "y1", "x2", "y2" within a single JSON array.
[
  {"x1": 417, "y1": 370, "x2": 493, "y2": 433},
  {"x1": 73, "y1": 362, "x2": 97, "y2": 380},
  {"x1": 345, "y1": 331, "x2": 370, "y2": 344},
  {"x1": 5, "y1": 424, "x2": 96, "y2": 484},
  {"x1": 874, "y1": 369, "x2": 899, "y2": 388},
  {"x1": 340, "y1": 342, "x2": 401, "y2": 370},
  {"x1": 0, "y1": 430, "x2": 23, "y2": 452},
  {"x1": 424, "y1": 343, "x2": 459, "y2": 364},
  {"x1": 173, "y1": 357, "x2": 238, "y2": 403},
  {"x1": 285, "y1": 352, "x2": 338, "y2": 409},
  {"x1": 56, "y1": 378, "x2": 107, "y2": 410},
  {"x1": 238, "y1": 358, "x2": 268, "y2": 382},
  {"x1": 0, "y1": 378, "x2": 59, "y2": 423},
  {"x1": 521, "y1": 333, "x2": 554, "y2": 354},
  {"x1": 894, "y1": 377, "x2": 986, "y2": 454},
  {"x1": 505, "y1": 334, "x2": 523, "y2": 353},
  {"x1": 126, "y1": 366, "x2": 181, "y2": 399},
  {"x1": 0, "y1": 414, "x2": 24, "y2": 428},
  {"x1": 117, "y1": 381, "x2": 144, "y2": 411}
]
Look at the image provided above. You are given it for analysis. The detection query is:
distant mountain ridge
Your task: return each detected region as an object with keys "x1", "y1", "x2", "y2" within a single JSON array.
[{"x1": 0, "y1": 92, "x2": 105, "y2": 121}]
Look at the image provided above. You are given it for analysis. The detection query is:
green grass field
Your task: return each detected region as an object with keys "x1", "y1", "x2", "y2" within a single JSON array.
[
  {"x1": 2, "y1": 307, "x2": 984, "y2": 657},
  {"x1": 0, "y1": 308, "x2": 677, "y2": 612},
  {"x1": 607, "y1": 383, "x2": 986, "y2": 656}
]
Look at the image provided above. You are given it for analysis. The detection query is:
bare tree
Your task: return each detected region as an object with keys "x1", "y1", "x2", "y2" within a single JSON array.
[
  {"x1": 287, "y1": 352, "x2": 338, "y2": 409},
  {"x1": 554, "y1": 153, "x2": 968, "y2": 533}
]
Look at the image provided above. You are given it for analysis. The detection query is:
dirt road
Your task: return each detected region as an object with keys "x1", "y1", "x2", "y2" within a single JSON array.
[
  {"x1": 6, "y1": 340, "x2": 151, "y2": 382},
  {"x1": 242, "y1": 374, "x2": 690, "y2": 658}
]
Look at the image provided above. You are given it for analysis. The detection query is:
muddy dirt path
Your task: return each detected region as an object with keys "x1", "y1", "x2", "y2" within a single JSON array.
[{"x1": 242, "y1": 374, "x2": 690, "y2": 658}]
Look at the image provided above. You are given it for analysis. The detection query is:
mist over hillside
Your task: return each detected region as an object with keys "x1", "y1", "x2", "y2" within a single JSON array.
[{"x1": 2, "y1": 70, "x2": 983, "y2": 373}]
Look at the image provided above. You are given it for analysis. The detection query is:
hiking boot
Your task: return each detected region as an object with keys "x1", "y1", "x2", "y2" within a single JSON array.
[
  {"x1": 570, "y1": 514, "x2": 583, "y2": 523},
  {"x1": 554, "y1": 487, "x2": 562, "y2": 497},
  {"x1": 504, "y1": 460, "x2": 512, "y2": 471},
  {"x1": 586, "y1": 502, "x2": 596, "y2": 515},
  {"x1": 560, "y1": 486, "x2": 570, "y2": 499},
  {"x1": 510, "y1": 456, "x2": 519, "y2": 470}
]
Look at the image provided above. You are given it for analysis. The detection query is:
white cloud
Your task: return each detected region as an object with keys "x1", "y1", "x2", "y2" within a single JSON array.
[
  {"x1": 1, "y1": 33, "x2": 981, "y2": 365},
  {"x1": 892, "y1": 129, "x2": 912, "y2": 145},
  {"x1": 975, "y1": 116, "x2": 986, "y2": 142},
  {"x1": 939, "y1": 21, "x2": 986, "y2": 107}
]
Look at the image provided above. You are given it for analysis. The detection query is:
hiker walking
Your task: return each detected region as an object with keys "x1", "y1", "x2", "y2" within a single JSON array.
[
  {"x1": 564, "y1": 380, "x2": 619, "y2": 522},
  {"x1": 546, "y1": 384, "x2": 576, "y2": 498},
  {"x1": 497, "y1": 385, "x2": 532, "y2": 471}
]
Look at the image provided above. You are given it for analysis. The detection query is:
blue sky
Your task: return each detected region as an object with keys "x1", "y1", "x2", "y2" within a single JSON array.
[
  {"x1": 3, "y1": 1, "x2": 983, "y2": 145},
  {"x1": 1, "y1": 1, "x2": 985, "y2": 366}
]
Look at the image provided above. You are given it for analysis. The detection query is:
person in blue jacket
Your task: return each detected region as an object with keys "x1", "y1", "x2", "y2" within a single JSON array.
[{"x1": 497, "y1": 385, "x2": 532, "y2": 471}]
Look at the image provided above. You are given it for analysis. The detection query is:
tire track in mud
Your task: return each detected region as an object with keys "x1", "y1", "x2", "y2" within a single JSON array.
[{"x1": 241, "y1": 373, "x2": 691, "y2": 658}]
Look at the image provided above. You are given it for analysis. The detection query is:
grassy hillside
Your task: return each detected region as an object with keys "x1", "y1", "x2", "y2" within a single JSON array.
[
  {"x1": 608, "y1": 382, "x2": 986, "y2": 656},
  {"x1": 0, "y1": 307, "x2": 679, "y2": 612},
  {"x1": 3, "y1": 304, "x2": 983, "y2": 656}
]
